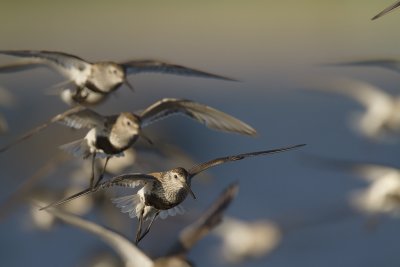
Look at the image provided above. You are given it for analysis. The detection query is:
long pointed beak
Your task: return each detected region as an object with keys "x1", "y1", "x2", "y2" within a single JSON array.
[
  {"x1": 139, "y1": 132, "x2": 153, "y2": 145},
  {"x1": 184, "y1": 182, "x2": 196, "y2": 199},
  {"x1": 124, "y1": 79, "x2": 135, "y2": 92}
]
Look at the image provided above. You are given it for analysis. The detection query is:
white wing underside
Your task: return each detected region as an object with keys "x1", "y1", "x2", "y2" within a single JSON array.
[
  {"x1": 350, "y1": 176, "x2": 400, "y2": 216},
  {"x1": 0, "y1": 52, "x2": 92, "y2": 86},
  {"x1": 314, "y1": 78, "x2": 394, "y2": 138},
  {"x1": 112, "y1": 194, "x2": 185, "y2": 220},
  {"x1": 353, "y1": 164, "x2": 400, "y2": 182}
]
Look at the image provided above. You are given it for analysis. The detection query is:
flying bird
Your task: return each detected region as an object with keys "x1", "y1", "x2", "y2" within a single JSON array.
[
  {"x1": 40, "y1": 144, "x2": 305, "y2": 243},
  {"x1": 1, "y1": 98, "x2": 257, "y2": 188},
  {"x1": 41, "y1": 183, "x2": 239, "y2": 267},
  {"x1": 304, "y1": 155, "x2": 400, "y2": 226},
  {"x1": 213, "y1": 217, "x2": 281, "y2": 263},
  {"x1": 0, "y1": 50, "x2": 237, "y2": 106},
  {"x1": 306, "y1": 78, "x2": 400, "y2": 141}
]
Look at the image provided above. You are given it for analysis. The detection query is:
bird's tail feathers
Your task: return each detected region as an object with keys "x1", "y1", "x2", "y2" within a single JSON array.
[
  {"x1": 60, "y1": 139, "x2": 91, "y2": 158},
  {"x1": 112, "y1": 194, "x2": 144, "y2": 219}
]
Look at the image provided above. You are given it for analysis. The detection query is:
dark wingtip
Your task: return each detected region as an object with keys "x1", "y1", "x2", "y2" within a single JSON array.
[
  {"x1": 371, "y1": 12, "x2": 383, "y2": 20},
  {"x1": 210, "y1": 75, "x2": 241, "y2": 82},
  {"x1": 38, "y1": 187, "x2": 93, "y2": 211},
  {"x1": 291, "y1": 144, "x2": 306, "y2": 149},
  {"x1": 371, "y1": 2, "x2": 400, "y2": 21},
  {"x1": 227, "y1": 77, "x2": 242, "y2": 82}
]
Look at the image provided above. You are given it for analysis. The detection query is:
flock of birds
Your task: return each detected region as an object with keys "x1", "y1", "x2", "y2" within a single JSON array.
[
  {"x1": 0, "y1": 48, "x2": 304, "y2": 265},
  {"x1": 1, "y1": 3, "x2": 400, "y2": 267}
]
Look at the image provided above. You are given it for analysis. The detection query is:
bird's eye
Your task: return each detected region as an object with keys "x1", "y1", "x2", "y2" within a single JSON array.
[
  {"x1": 127, "y1": 121, "x2": 131, "y2": 126},
  {"x1": 174, "y1": 174, "x2": 178, "y2": 179}
]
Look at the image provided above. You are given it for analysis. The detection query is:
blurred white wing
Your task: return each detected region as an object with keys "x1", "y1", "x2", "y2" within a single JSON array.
[
  {"x1": 43, "y1": 206, "x2": 153, "y2": 267},
  {"x1": 350, "y1": 163, "x2": 400, "y2": 182},
  {"x1": 308, "y1": 78, "x2": 394, "y2": 138}
]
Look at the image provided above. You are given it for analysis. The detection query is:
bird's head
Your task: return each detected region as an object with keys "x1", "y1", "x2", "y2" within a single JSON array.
[{"x1": 166, "y1": 167, "x2": 196, "y2": 199}]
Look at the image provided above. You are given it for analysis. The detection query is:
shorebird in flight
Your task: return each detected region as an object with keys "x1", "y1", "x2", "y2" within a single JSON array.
[
  {"x1": 40, "y1": 144, "x2": 305, "y2": 243},
  {"x1": 42, "y1": 183, "x2": 239, "y2": 267},
  {"x1": 306, "y1": 78, "x2": 400, "y2": 141},
  {"x1": 1, "y1": 98, "x2": 257, "y2": 188},
  {"x1": 305, "y1": 155, "x2": 400, "y2": 227},
  {"x1": 0, "y1": 50, "x2": 237, "y2": 105}
]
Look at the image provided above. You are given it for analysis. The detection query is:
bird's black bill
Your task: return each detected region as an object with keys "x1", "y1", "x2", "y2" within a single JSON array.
[
  {"x1": 139, "y1": 133, "x2": 154, "y2": 145},
  {"x1": 183, "y1": 182, "x2": 196, "y2": 199},
  {"x1": 124, "y1": 79, "x2": 135, "y2": 92}
]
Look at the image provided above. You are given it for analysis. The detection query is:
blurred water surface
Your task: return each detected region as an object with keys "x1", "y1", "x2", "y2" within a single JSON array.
[{"x1": 1, "y1": 1, "x2": 400, "y2": 266}]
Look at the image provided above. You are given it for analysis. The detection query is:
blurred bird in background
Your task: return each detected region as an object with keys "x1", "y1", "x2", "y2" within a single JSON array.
[
  {"x1": 306, "y1": 78, "x2": 400, "y2": 141},
  {"x1": 213, "y1": 217, "x2": 282, "y2": 263}
]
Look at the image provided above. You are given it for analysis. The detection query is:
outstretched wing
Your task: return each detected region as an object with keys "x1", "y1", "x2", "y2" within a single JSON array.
[
  {"x1": 40, "y1": 173, "x2": 157, "y2": 210},
  {"x1": 0, "y1": 59, "x2": 48, "y2": 73},
  {"x1": 372, "y1": 1, "x2": 400, "y2": 20},
  {"x1": 0, "y1": 50, "x2": 91, "y2": 81},
  {"x1": 59, "y1": 108, "x2": 107, "y2": 129},
  {"x1": 139, "y1": 98, "x2": 257, "y2": 136},
  {"x1": 188, "y1": 144, "x2": 305, "y2": 179},
  {"x1": 0, "y1": 106, "x2": 85, "y2": 153},
  {"x1": 327, "y1": 59, "x2": 400, "y2": 74},
  {"x1": 120, "y1": 59, "x2": 237, "y2": 81}
]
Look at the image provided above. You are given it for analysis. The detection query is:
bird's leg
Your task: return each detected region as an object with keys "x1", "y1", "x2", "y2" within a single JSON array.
[
  {"x1": 72, "y1": 85, "x2": 87, "y2": 103},
  {"x1": 89, "y1": 153, "x2": 96, "y2": 190},
  {"x1": 137, "y1": 211, "x2": 159, "y2": 243},
  {"x1": 135, "y1": 208, "x2": 145, "y2": 244},
  {"x1": 94, "y1": 156, "x2": 110, "y2": 187}
]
